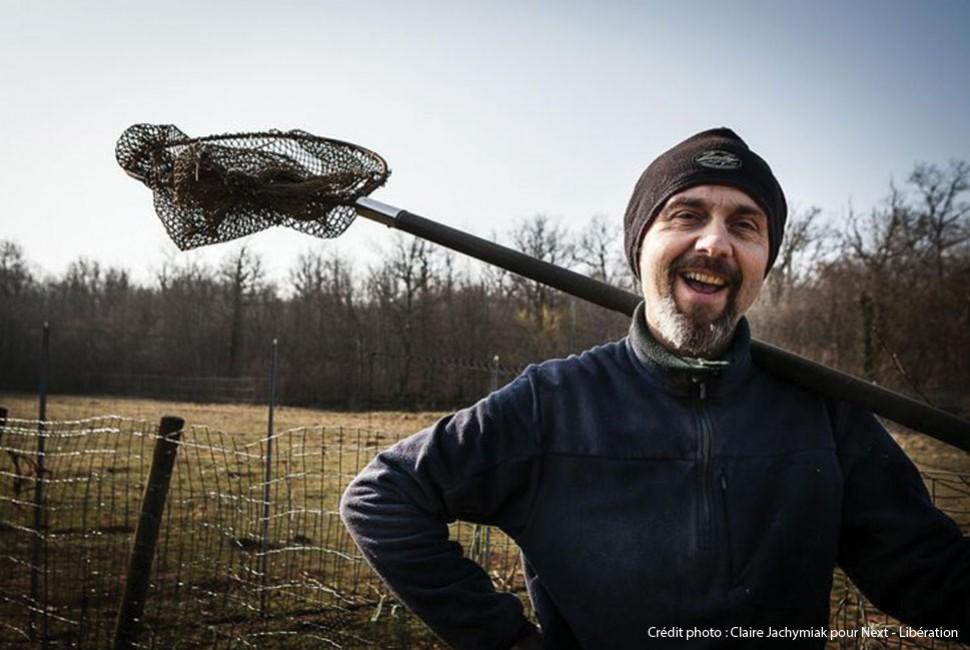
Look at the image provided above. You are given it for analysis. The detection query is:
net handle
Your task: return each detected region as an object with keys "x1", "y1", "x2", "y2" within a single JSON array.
[{"x1": 354, "y1": 197, "x2": 970, "y2": 454}]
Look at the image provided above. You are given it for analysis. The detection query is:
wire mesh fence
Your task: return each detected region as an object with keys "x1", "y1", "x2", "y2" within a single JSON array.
[
  {"x1": 0, "y1": 411, "x2": 967, "y2": 648},
  {"x1": 0, "y1": 415, "x2": 156, "y2": 647},
  {"x1": 0, "y1": 415, "x2": 530, "y2": 648}
]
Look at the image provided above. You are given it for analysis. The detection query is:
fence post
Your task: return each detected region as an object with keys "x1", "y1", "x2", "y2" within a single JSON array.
[
  {"x1": 113, "y1": 415, "x2": 184, "y2": 650},
  {"x1": 470, "y1": 355, "x2": 502, "y2": 573},
  {"x1": 259, "y1": 337, "x2": 279, "y2": 617},
  {"x1": 367, "y1": 352, "x2": 376, "y2": 431},
  {"x1": 486, "y1": 356, "x2": 499, "y2": 566},
  {"x1": 30, "y1": 321, "x2": 50, "y2": 646}
]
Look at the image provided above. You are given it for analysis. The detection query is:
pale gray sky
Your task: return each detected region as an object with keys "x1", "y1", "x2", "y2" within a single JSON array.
[{"x1": 2, "y1": 0, "x2": 968, "y2": 285}]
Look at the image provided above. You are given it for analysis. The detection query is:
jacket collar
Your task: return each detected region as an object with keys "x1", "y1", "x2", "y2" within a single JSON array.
[{"x1": 625, "y1": 301, "x2": 755, "y2": 397}]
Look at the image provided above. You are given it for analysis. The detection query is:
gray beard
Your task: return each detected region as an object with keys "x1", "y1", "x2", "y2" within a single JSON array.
[{"x1": 652, "y1": 290, "x2": 738, "y2": 358}]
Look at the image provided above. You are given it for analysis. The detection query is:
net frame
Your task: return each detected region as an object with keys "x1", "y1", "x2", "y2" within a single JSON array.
[{"x1": 116, "y1": 124, "x2": 390, "y2": 250}]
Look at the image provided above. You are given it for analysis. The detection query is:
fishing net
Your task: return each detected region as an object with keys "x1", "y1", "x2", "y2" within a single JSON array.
[{"x1": 116, "y1": 124, "x2": 390, "y2": 250}]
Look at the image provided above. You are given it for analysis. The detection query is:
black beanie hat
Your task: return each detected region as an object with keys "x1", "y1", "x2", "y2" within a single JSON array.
[{"x1": 624, "y1": 127, "x2": 787, "y2": 277}]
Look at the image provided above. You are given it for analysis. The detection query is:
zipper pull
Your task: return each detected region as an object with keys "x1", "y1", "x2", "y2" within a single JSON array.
[
  {"x1": 720, "y1": 474, "x2": 727, "y2": 490},
  {"x1": 699, "y1": 381, "x2": 707, "y2": 400}
]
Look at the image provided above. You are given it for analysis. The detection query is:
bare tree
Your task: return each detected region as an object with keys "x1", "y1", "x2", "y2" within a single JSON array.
[
  {"x1": 0, "y1": 241, "x2": 33, "y2": 299},
  {"x1": 572, "y1": 214, "x2": 623, "y2": 284},
  {"x1": 765, "y1": 206, "x2": 830, "y2": 303},
  {"x1": 510, "y1": 215, "x2": 573, "y2": 335},
  {"x1": 909, "y1": 160, "x2": 970, "y2": 280},
  {"x1": 367, "y1": 234, "x2": 438, "y2": 402},
  {"x1": 220, "y1": 246, "x2": 264, "y2": 377},
  {"x1": 285, "y1": 247, "x2": 362, "y2": 404},
  {"x1": 0, "y1": 241, "x2": 39, "y2": 391}
]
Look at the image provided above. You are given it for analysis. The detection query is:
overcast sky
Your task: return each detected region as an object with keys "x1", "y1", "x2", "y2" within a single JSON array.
[{"x1": 2, "y1": 0, "x2": 968, "y2": 286}]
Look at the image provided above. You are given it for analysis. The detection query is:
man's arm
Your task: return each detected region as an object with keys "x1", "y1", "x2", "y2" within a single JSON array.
[
  {"x1": 339, "y1": 370, "x2": 544, "y2": 650},
  {"x1": 836, "y1": 402, "x2": 970, "y2": 639}
]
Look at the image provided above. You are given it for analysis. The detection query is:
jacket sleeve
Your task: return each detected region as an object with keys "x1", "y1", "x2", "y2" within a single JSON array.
[
  {"x1": 339, "y1": 369, "x2": 544, "y2": 650},
  {"x1": 835, "y1": 402, "x2": 970, "y2": 639}
]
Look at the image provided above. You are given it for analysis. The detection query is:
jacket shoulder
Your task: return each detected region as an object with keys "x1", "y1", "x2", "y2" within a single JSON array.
[{"x1": 529, "y1": 338, "x2": 634, "y2": 389}]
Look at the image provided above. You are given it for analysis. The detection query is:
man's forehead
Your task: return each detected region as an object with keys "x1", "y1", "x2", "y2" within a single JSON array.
[{"x1": 661, "y1": 185, "x2": 766, "y2": 217}]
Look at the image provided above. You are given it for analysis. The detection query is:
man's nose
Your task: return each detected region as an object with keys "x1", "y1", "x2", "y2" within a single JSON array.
[{"x1": 694, "y1": 221, "x2": 732, "y2": 258}]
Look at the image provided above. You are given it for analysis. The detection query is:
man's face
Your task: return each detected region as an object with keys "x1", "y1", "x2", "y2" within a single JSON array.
[{"x1": 637, "y1": 185, "x2": 770, "y2": 358}]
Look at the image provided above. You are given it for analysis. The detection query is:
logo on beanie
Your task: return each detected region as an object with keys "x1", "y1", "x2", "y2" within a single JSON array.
[{"x1": 694, "y1": 150, "x2": 742, "y2": 170}]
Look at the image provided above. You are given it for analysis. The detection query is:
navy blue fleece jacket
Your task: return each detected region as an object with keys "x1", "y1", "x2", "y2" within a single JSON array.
[{"x1": 340, "y1": 305, "x2": 970, "y2": 648}]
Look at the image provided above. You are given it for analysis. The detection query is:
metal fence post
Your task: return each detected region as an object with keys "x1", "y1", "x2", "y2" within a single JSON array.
[
  {"x1": 486, "y1": 355, "x2": 499, "y2": 566},
  {"x1": 30, "y1": 321, "x2": 50, "y2": 646},
  {"x1": 259, "y1": 337, "x2": 279, "y2": 618},
  {"x1": 367, "y1": 351, "x2": 376, "y2": 431},
  {"x1": 113, "y1": 415, "x2": 184, "y2": 650},
  {"x1": 470, "y1": 355, "x2": 502, "y2": 573}
]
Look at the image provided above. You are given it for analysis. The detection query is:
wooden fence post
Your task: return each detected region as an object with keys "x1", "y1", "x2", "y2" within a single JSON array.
[{"x1": 112, "y1": 415, "x2": 184, "y2": 650}]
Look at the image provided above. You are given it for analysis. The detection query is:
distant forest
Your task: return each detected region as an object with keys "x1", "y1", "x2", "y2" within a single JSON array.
[{"x1": 1, "y1": 160, "x2": 968, "y2": 413}]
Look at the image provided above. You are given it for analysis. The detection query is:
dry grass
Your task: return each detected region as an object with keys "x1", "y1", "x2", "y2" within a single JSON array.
[
  {"x1": 891, "y1": 427, "x2": 970, "y2": 474},
  {"x1": 0, "y1": 392, "x2": 448, "y2": 441}
]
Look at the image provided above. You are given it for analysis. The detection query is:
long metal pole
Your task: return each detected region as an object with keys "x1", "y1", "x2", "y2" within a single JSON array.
[
  {"x1": 259, "y1": 337, "x2": 279, "y2": 618},
  {"x1": 355, "y1": 197, "x2": 970, "y2": 453}
]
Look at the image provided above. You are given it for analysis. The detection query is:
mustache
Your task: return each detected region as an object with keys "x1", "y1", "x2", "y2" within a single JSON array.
[{"x1": 669, "y1": 254, "x2": 741, "y2": 286}]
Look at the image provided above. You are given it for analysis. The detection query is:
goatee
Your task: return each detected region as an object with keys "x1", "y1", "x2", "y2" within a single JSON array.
[{"x1": 651, "y1": 255, "x2": 741, "y2": 359}]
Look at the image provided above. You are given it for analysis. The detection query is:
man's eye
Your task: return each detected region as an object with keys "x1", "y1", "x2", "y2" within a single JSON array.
[
  {"x1": 673, "y1": 211, "x2": 700, "y2": 222},
  {"x1": 733, "y1": 220, "x2": 758, "y2": 232}
]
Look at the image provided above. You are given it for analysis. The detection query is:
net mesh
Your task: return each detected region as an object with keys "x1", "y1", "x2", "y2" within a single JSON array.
[{"x1": 116, "y1": 124, "x2": 390, "y2": 250}]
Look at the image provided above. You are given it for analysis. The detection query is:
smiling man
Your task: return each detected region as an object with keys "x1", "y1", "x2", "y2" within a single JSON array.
[{"x1": 340, "y1": 128, "x2": 969, "y2": 649}]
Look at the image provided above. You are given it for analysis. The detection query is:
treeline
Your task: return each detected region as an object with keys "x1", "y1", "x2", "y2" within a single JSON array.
[
  {"x1": 1, "y1": 160, "x2": 967, "y2": 413},
  {"x1": 0, "y1": 215, "x2": 632, "y2": 409}
]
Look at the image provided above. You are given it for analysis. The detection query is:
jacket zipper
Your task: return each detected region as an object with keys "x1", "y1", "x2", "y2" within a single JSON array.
[{"x1": 695, "y1": 379, "x2": 714, "y2": 550}]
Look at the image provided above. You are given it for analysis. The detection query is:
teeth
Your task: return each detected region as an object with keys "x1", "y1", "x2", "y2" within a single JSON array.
[{"x1": 683, "y1": 271, "x2": 727, "y2": 287}]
